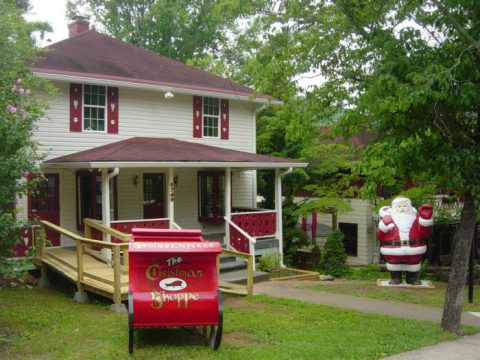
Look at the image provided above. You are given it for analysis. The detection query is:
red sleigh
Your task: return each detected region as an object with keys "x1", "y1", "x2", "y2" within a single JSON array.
[{"x1": 128, "y1": 228, "x2": 223, "y2": 353}]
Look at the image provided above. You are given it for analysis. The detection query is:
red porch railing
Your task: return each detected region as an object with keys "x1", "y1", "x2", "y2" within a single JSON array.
[
  {"x1": 89, "y1": 218, "x2": 171, "y2": 242},
  {"x1": 228, "y1": 210, "x2": 277, "y2": 254}
]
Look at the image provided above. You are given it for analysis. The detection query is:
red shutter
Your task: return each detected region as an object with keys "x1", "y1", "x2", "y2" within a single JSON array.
[
  {"x1": 107, "y1": 87, "x2": 119, "y2": 134},
  {"x1": 220, "y1": 99, "x2": 229, "y2": 140},
  {"x1": 70, "y1": 83, "x2": 82, "y2": 132},
  {"x1": 193, "y1": 96, "x2": 202, "y2": 138}
]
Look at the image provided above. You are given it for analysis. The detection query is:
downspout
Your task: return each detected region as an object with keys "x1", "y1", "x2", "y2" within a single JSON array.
[
  {"x1": 252, "y1": 103, "x2": 269, "y2": 207},
  {"x1": 275, "y1": 167, "x2": 293, "y2": 267}
]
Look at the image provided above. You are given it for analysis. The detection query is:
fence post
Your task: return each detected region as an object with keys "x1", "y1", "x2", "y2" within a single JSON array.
[
  {"x1": 84, "y1": 220, "x2": 93, "y2": 250},
  {"x1": 74, "y1": 239, "x2": 88, "y2": 304},
  {"x1": 111, "y1": 245, "x2": 126, "y2": 312},
  {"x1": 247, "y1": 254, "x2": 254, "y2": 296}
]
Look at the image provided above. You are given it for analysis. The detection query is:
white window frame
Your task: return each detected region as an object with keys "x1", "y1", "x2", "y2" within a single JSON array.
[
  {"x1": 202, "y1": 97, "x2": 220, "y2": 138},
  {"x1": 83, "y1": 84, "x2": 107, "y2": 133}
]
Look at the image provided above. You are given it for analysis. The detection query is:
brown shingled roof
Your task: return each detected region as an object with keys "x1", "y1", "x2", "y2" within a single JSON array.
[
  {"x1": 44, "y1": 137, "x2": 305, "y2": 166},
  {"x1": 33, "y1": 30, "x2": 262, "y2": 98}
]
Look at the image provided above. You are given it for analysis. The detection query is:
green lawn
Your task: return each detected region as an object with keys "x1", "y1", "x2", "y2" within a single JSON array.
[
  {"x1": 0, "y1": 286, "x2": 474, "y2": 360},
  {"x1": 299, "y1": 280, "x2": 480, "y2": 312}
]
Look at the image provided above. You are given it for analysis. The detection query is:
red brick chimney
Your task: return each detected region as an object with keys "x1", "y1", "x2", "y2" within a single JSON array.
[{"x1": 68, "y1": 16, "x2": 90, "y2": 38}]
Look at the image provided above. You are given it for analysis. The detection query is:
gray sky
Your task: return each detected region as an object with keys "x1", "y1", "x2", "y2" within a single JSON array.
[{"x1": 27, "y1": 0, "x2": 69, "y2": 46}]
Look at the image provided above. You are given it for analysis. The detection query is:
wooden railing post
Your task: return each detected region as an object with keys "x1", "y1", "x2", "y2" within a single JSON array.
[
  {"x1": 84, "y1": 221, "x2": 92, "y2": 250},
  {"x1": 113, "y1": 246, "x2": 122, "y2": 307},
  {"x1": 40, "y1": 223, "x2": 47, "y2": 260},
  {"x1": 123, "y1": 245, "x2": 129, "y2": 269},
  {"x1": 73, "y1": 239, "x2": 88, "y2": 303},
  {"x1": 247, "y1": 254, "x2": 253, "y2": 296}
]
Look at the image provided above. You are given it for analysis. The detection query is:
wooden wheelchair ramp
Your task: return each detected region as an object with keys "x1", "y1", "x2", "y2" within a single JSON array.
[
  {"x1": 35, "y1": 219, "x2": 256, "y2": 309},
  {"x1": 42, "y1": 246, "x2": 129, "y2": 301}
]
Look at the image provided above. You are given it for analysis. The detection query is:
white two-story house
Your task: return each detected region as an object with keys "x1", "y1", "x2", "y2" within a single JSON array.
[{"x1": 17, "y1": 18, "x2": 307, "y2": 262}]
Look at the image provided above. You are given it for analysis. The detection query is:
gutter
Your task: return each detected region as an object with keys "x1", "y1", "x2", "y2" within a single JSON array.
[{"x1": 34, "y1": 70, "x2": 283, "y2": 106}]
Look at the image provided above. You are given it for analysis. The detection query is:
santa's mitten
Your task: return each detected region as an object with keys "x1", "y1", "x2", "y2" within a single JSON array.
[
  {"x1": 419, "y1": 204, "x2": 433, "y2": 219},
  {"x1": 379, "y1": 215, "x2": 395, "y2": 233}
]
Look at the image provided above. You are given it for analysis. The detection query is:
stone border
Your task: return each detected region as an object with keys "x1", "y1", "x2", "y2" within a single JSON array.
[{"x1": 269, "y1": 267, "x2": 320, "y2": 281}]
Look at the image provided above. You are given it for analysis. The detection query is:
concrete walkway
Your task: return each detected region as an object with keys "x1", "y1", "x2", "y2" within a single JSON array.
[{"x1": 254, "y1": 280, "x2": 480, "y2": 359}]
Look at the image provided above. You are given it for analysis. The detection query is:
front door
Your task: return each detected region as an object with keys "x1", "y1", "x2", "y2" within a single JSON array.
[
  {"x1": 28, "y1": 173, "x2": 60, "y2": 246},
  {"x1": 76, "y1": 171, "x2": 117, "y2": 229},
  {"x1": 143, "y1": 173, "x2": 165, "y2": 219}
]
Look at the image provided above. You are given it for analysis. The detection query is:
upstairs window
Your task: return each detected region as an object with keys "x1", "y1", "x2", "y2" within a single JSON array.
[
  {"x1": 193, "y1": 96, "x2": 229, "y2": 139},
  {"x1": 198, "y1": 172, "x2": 225, "y2": 222},
  {"x1": 70, "y1": 83, "x2": 119, "y2": 133},
  {"x1": 84, "y1": 85, "x2": 106, "y2": 131},
  {"x1": 203, "y1": 97, "x2": 220, "y2": 138}
]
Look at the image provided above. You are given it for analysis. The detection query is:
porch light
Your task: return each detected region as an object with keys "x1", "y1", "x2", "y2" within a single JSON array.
[
  {"x1": 164, "y1": 87, "x2": 174, "y2": 99},
  {"x1": 174, "y1": 175, "x2": 179, "y2": 187},
  {"x1": 132, "y1": 175, "x2": 138, "y2": 187}
]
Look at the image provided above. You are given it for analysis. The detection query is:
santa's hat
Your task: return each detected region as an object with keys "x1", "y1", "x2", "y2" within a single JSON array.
[{"x1": 392, "y1": 196, "x2": 412, "y2": 207}]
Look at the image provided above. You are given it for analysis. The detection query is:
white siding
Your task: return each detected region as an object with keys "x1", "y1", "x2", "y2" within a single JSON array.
[
  {"x1": 34, "y1": 82, "x2": 256, "y2": 160},
  {"x1": 28, "y1": 81, "x2": 258, "y2": 235},
  {"x1": 296, "y1": 198, "x2": 376, "y2": 266}
]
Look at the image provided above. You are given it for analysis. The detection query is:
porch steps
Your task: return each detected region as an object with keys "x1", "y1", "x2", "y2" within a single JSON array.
[{"x1": 219, "y1": 255, "x2": 270, "y2": 285}]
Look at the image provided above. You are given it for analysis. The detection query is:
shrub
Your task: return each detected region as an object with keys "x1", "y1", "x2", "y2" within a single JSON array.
[
  {"x1": 320, "y1": 230, "x2": 348, "y2": 277},
  {"x1": 258, "y1": 250, "x2": 282, "y2": 272}
]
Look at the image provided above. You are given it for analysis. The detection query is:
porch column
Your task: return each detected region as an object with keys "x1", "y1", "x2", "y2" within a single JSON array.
[
  {"x1": 275, "y1": 168, "x2": 284, "y2": 266},
  {"x1": 167, "y1": 167, "x2": 175, "y2": 228},
  {"x1": 225, "y1": 167, "x2": 231, "y2": 247},
  {"x1": 101, "y1": 168, "x2": 119, "y2": 260}
]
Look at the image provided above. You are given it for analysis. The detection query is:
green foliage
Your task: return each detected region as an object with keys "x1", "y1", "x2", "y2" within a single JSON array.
[
  {"x1": 0, "y1": 1, "x2": 50, "y2": 275},
  {"x1": 257, "y1": 249, "x2": 282, "y2": 272},
  {"x1": 418, "y1": 259, "x2": 430, "y2": 279},
  {"x1": 344, "y1": 265, "x2": 388, "y2": 280},
  {"x1": 281, "y1": 194, "x2": 309, "y2": 265},
  {"x1": 67, "y1": 0, "x2": 268, "y2": 64},
  {"x1": 320, "y1": 229, "x2": 348, "y2": 277}
]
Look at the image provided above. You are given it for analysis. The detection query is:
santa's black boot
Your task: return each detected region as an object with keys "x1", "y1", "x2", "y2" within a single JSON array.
[
  {"x1": 389, "y1": 271, "x2": 402, "y2": 285},
  {"x1": 406, "y1": 271, "x2": 422, "y2": 285}
]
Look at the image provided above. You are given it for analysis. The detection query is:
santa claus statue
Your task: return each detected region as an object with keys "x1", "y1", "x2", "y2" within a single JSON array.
[{"x1": 377, "y1": 196, "x2": 433, "y2": 285}]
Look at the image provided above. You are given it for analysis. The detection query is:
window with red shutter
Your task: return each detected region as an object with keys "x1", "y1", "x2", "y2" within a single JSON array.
[
  {"x1": 193, "y1": 96, "x2": 229, "y2": 140},
  {"x1": 70, "y1": 83, "x2": 119, "y2": 133},
  {"x1": 107, "y1": 87, "x2": 119, "y2": 134},
  {"x1": 70, "y1": 83, "x2": 82, "y2": 132}
]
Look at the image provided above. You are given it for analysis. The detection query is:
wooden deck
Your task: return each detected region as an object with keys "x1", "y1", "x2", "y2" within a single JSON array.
[
  {"x1": 35, "y1": 219, "x2": 255, "y2": 306},
  {"x1": 42, "y1": 247, "x2": 129, "y2": 301}
]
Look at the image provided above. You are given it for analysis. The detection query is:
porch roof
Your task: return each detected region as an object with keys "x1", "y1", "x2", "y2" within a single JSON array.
[{"x1": 42, "y1": 137, "x2": 308, "y2": 170}]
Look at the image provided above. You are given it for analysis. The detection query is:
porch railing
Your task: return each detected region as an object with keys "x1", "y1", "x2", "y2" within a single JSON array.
[
  {"x1": 227, "y1": 209, "x2": 277, "y2": 247},
  {"x1": 110, "y1": 217, "x2": 171, "y2": 233},
  {"x1": 37, "y1": 220, "x2": 129, "y2": 307}
]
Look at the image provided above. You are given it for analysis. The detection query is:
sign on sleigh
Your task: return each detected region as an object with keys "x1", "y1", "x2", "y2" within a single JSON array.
[{"x1": 127, "y1": 228, "x2": 223, "y2": 353}]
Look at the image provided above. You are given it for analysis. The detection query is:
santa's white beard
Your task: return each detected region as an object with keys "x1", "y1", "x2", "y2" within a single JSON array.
[{"x1": 391, "y1": 210, "x2": 416, "y2": 240}]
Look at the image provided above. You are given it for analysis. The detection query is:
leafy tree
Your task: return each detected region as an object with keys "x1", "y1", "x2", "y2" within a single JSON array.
[
  {"x1": 236, "y1": 0, "x2": 479, "y2": 333},
  {"x1": 0, "y1": 0, "x2": 50, "y2": 276},
  {"x1": 66, "y1": 0, "x2": 268, "y2": 64},
  {"x1": 320, "y1": 229, "x2": 348, "y2": 277}
]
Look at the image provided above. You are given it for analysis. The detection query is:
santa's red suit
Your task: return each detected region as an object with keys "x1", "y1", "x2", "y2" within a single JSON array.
[{"x1": 377, "y1": 201, "x2": 433, "y2": 272}]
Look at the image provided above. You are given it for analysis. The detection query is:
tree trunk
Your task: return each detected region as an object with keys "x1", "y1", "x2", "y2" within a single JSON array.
[
  {"x1": 332, "y1": 213, "x2": 338, "y2": 231},
  {"x1": 441, "y1": 193, "x2": 479, "y2": 333}
]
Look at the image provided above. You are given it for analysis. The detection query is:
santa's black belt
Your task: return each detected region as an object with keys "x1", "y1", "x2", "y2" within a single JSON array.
[{"x1": 382, "y1": 240, "x2": 421, "y2": 246}]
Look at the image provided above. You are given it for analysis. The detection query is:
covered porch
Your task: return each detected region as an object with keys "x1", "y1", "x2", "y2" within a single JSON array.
[{"x1": 41, "y1": 137, "x2": 307, "y2": 265}]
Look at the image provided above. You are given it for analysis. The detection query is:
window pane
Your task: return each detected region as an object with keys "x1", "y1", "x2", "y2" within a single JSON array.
[
  {"x1": 198, "y1": 173, "x2": 224, "y2": 220},
  {"x1": 83, "y1": 85, "x2": 106, "y2": 131},
  {"x1": 339, "y1": 222, "x2": 358, "y2": 257}
]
